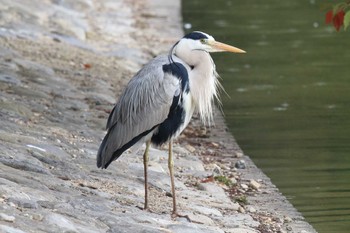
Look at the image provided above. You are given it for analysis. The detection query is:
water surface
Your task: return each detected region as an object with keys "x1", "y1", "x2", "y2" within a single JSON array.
[{"x1": 183, "y1": 1, "x2": 350, "y2": 232}]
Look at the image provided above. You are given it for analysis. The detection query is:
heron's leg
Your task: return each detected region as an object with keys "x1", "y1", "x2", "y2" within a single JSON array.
[
  {"x1": 143, "y1": 141, "x2": 151, "y2": 210},
  {"x1": 168, "y1": 140, "x2": 177, "y2": 217}
]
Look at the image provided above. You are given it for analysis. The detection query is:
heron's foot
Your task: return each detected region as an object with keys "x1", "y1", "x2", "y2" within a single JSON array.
[
  {"x1": 136, "y1": 205, "x2": 153, "y2": 213},
  {"x1": 171, "y1": 211, "x2": 190, "y2": 221}
]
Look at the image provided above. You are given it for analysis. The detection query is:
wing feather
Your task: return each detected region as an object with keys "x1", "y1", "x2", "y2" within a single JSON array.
[{"x1": 97, "y1": 55, "x2": 183, "y2": 168}]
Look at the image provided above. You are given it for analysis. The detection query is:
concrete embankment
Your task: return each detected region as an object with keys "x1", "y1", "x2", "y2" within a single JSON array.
[{"x1": 0, "y1": 0, "x2": 316, "y2": 232}]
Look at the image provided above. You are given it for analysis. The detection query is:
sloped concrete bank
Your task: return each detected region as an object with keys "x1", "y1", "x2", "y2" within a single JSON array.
[{"x1": 0, "y1": 0, "x2": 316, "y2": 232}]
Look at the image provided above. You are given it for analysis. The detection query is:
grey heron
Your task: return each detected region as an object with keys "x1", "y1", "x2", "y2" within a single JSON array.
[{"x1": 97, "y1": 31, "x2": 245, "y2": 217}]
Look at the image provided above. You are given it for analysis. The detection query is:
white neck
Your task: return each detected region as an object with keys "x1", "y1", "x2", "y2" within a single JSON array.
[{"x1": 174, "y1": 43, "x2": 220, "y2": 125}]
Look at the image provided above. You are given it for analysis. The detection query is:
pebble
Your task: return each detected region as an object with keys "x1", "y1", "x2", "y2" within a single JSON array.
[
  {"x1": 241, "y1": 184, "x2": 249, "y2": 190},
  {"x1": 284, "y1": 216, "x2": 293, "y2": 223},
  {"x1": 219, "y1": 164, "x2": 230, "y2": 171},
  {"x1": 212, "y1": 164, "x2": 222, "y2": 176},
  {"x1": 185, "y1": 144, "x2": 196, "y2": 153},
  {"x1": 0, "y1": 213, "x2": 16, "y2": 222},
  {"x1": 249, "y1": 179, "x2": 261, "y2": 190},
  {"x1": 31, "y1": 213, "x2": 44, "y2": 221},
  {"x1": 230, "y1": 177, "x2": 237, "y2": 185},
  {"x1": 248, "y1": 206, "x2": 256, "y2": 213},
  {"x1": 238, "y1": 206, "x2": 246, "y2": 213},
  {"x1": 235, "y1": 160, "x2": 246, "y2": 169}
]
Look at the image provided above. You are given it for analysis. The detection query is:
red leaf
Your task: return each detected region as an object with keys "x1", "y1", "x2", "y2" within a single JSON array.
[
  {"x1": 333, "y1": 10, "x2": 345, "y2": 31},
  {"x1": 83, "y1": 63, "x2": 92, "y2": 69},
  {"x1": 201, "y1": 176, "x2": 214, "y2": 183},
  {"x1": 325, "y1": 10, "x2": 333, "y2": 24}
]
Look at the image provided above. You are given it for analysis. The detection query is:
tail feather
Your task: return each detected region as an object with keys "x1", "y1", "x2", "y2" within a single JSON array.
[
  {"x1": 96, "y1": 131, "x2": 113, "y2": 168},
  {"x1": 96, "y1": 126, "x2": 158, "y2": 169}
]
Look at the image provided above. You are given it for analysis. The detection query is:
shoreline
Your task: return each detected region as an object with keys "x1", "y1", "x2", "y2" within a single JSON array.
[{"x1": 0, "y1": 0, "x2": 316, "y2": 232}]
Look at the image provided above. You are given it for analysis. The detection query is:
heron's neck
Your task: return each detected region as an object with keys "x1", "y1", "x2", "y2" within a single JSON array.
[{"x1": 175, "y1": 50, "x2": 219, "y2": 125}]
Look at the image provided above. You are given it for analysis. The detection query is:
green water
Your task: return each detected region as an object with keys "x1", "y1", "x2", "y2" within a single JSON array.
[{"x1": 183, "y1": 0, "x2": 350, "y2": 232}]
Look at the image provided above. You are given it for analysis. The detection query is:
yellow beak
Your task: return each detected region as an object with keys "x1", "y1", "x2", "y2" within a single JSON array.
[{"x1": 209, "y1": 41, "x2": 246, "y2": 53}]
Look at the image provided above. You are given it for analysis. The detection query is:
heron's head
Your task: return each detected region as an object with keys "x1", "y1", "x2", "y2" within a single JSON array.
[{"x1": 176, "y1": 31, "x2": 246, "y2": 54}]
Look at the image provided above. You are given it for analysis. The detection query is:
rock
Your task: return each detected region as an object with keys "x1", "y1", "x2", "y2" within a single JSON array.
[
  {"x1": 0, "y1": 225, "x2": 28, "y2": 233},
  {"x1": 185, "y1": 144, "x2": 196, "y2": 153},
  {"x1": 7, "y1": 198, "x2": 39, "y2": 209},
  {"x1": 176, "y1": 155, "x2": 205, "y2": 172},
  {"x1": 284, "y1": 216, "x2": 293, "y2": 223},
  {"x1": 219, "y1": 164, "x2": 230, "y2": 170},
  {"x1": 0, "y1": 156, "x2": 50, "y2": 175},
  {"x1": 219, "y1": 214, "x2": 260, "y2": 229},
  {"x1": 0, "y1": 213, "x2": 16, "y2": 222},
  {"x1": 98, "y1": 214, "x2": 168, "y2": 233},
  {"x1": 31, "y1": 213, "x2": 44, "y2": 221},
  {"x1": 225, "y1": 228, "x2": 259, "y2": 233},
  {"x1": 45, "y1": 213, "x2": 78, "y2": 232},
  {"x1": 248, "y1": 206, "x2": 256, "y2": 213},
  {"x1": 197, "y1": 183, "x2": 226, "y2": 198},
  {"x1": 241, "y1": 184, "x2": 249, "y2": 190},
  {"x1": 167, "y1": 223, "x2": 224, "y2": 233},
  {"x1": 186, "y1": 213, "x2": 215, "y2": 225},
  {"x1": 249, "y1": 180, "x2": 261, "y2": 190},
  {"x1": 212, "y1": 164, "x2": 222, "y2": 176},
  {"x1": 148, "y1": 162, "x2": 166, "y2": 173},
  {"x1": 190, "y1": 205, "x2": 223, "y2": 217},
  {"x1": 235, "y1": 152, "x2": 244, "y2": 158},
  {"x1": 235, "y1": 160, "x2": 246, "y2": 169},
  {"x1": 238, "y1": 206, "x2": 246, "y2": 213},
  {"x1": 230, "y1": 177, "x2": 237, "y2": 185}
]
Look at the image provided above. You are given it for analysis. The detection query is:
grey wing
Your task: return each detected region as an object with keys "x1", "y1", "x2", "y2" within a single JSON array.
[{"x1": 97, "y1": 55, "x2": 181, "y2": 168}]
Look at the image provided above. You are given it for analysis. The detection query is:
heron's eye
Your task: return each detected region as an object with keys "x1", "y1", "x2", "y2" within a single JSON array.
[{"x1": 200, "y1": 39, "x2": 206, "y2": 44}]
